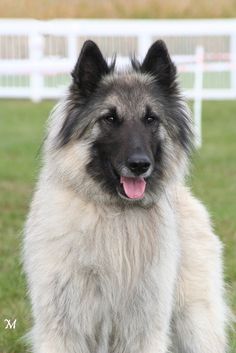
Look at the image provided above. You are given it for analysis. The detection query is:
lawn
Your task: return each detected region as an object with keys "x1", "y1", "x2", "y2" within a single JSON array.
[{"x1": 0, "y1": 100, "x2": 235, "y2": 352}]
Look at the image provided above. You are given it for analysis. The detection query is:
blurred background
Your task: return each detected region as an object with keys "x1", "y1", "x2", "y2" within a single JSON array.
[{"x1": 0, "y1": 1, "x2": 236, "y2": 352}]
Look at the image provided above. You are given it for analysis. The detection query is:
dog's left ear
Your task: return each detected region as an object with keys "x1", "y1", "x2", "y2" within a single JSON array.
[
  {"x1": 71, "y1": 40, "x2": 109, "y2": 97},
  {"x1": 141, "y1": 40, "x2": 176, "y2": 89}
]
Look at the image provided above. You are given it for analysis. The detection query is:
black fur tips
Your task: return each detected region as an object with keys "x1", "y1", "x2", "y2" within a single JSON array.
[
  {"x1": 141, "y1": 40, "x2": 177, "y2": 90},
  {"x1": 71, "y1": 40, "x2": 109, "y2": 97}
]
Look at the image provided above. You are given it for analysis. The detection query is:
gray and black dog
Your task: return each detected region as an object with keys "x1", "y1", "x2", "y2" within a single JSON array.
[{"x1": 23, "y1": 40, "x2": 229, "y2": 353}]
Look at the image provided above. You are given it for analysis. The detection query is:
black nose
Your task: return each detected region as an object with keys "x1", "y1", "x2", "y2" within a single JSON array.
[{"x1": 127, "y1": 154, "x2": 151, "y2": 175}]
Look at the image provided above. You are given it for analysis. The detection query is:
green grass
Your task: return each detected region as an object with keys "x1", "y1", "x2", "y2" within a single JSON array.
[
  {"x1": 0, "y1": 101, "x2": 52, "y2": 353},
  {"x1": 0, "y1": 100, "x2": 236, "y2": 352},
  {"x1": 0, "y1": 72, "x2": 232, "y2": 91}
]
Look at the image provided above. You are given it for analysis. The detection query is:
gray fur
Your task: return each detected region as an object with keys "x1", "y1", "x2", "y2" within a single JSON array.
[{"x1": 23, "y1": 41, "x2": 229, "y2": 353}]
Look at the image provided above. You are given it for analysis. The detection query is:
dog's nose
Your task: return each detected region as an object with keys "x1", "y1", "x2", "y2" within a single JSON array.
[{"x1": 127, "y1": 154, "x2": 151, "y2": 175}]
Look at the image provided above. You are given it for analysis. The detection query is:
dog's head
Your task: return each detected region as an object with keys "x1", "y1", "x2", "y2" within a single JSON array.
[{"x1": 46, "y1": 40, "x2": 193, "y2": 206}]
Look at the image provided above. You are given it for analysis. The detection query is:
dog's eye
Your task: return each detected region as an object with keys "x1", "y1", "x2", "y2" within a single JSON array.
[
  {"x1": 102, "y1": 113, "x2": 120, "y2": 125},
  {"x1": 144, "y1": 114, "x2": 159, "y2": 125},
  {"x1": 104, "y1": 115, "x2": 116, "y2": 123}
]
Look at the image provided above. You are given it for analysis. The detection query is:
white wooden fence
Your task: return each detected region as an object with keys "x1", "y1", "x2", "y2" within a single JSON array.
[{"x1": 1, "y1": 19, "x2": 236, "y2": 146}]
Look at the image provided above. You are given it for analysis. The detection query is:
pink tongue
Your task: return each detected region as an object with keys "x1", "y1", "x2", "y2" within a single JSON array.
[{"x1": 120, "y1": 176, "x2": 146, "y2": 199}]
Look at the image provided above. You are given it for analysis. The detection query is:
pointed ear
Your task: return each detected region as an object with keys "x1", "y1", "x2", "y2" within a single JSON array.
[
  {"x1": 141, "y1": 40, "x2": 176, "y2": 89},
  {"x1": 71, "y1": 40, "x2": 109, "y2": 97}
]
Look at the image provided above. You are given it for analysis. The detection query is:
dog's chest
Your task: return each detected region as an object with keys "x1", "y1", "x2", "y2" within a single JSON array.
[
  {"x1": 65, "y1": 202, "x2": 179, "y2": 301},
  {"x1": 75, "y1": 206, "x2": 158, "y2": 277}
]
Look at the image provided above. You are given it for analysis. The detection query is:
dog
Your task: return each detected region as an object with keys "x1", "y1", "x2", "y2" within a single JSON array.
[{"x1": 23, "y1": 40, "x2": 229, "y2": 353}]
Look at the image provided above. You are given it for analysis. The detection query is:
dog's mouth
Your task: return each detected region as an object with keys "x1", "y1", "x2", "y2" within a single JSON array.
[
  {"x1": 111, "y1": 167, "x2": 147, "y2": 200},
  {"x1": 119, "y1": 176, "x2": 146, "y2": 200},
  {"x1": 108, "y1": 162, "x2": 150, "y2": 201}
]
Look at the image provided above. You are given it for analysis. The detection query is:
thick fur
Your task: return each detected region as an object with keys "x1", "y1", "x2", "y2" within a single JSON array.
[{"x1": 23, "y1": 40, "x2": 229, "y2": 353}]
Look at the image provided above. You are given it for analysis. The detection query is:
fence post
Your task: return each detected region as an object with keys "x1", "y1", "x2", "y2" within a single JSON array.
[
  {"x1": 230, "y1": 32, "x2": 236, "y2": 95},
  {"x1": 193, "y1": 46, "x2": 204, "y2": 148},
  {"x1": 29, "y1": 30, "x2": 44, "y2": 102}
]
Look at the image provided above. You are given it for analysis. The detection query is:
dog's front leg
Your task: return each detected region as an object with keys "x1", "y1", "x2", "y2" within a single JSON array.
[
  {"x1": 121, "y1": 249, "x2": 179, "y2": 353},
  {"x1": 144, "y1": 333, "x2": 171, "y2": 353},
  {"x1": 171, "y1": 302, "x2": 227, "y2": 353},
  {"x1": 171, "y1": 194, "x2": 229, "y2": 353},
  {"x1": 28, "y1": 267, "x2": 111, "y2": 353}
]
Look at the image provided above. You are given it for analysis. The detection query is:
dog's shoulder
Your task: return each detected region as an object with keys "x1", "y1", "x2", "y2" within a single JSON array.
[
  {"x1": 175, "y1": 184, "x2": 223, "y2": 266},
  {"x1": 175, "y1": 185, "x2": 212, "y2": 227}
]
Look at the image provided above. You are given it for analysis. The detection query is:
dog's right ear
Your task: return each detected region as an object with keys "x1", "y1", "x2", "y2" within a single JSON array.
[{"x1": 71, "y1": 40, "x2": 109, "y2": 97}]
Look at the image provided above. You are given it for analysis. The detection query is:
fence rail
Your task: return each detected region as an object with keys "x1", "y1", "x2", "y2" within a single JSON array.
[{"x1": 0, "y1": 19, "x2": 236, "y2": 146}]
